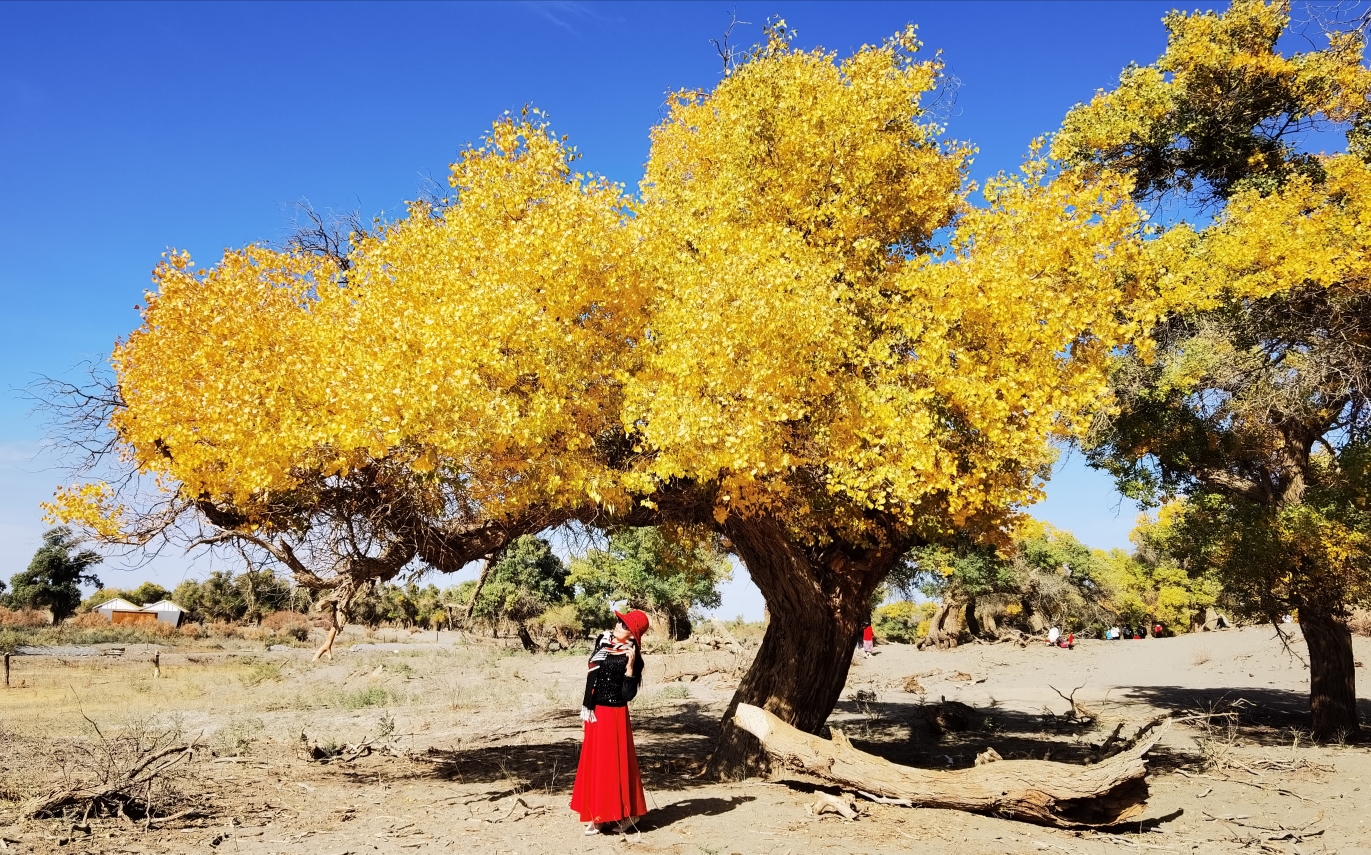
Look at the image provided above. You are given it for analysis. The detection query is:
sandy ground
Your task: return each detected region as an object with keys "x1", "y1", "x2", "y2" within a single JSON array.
[{"x1": 1, "y1": 625, "x2": 1369, "y2": 854}]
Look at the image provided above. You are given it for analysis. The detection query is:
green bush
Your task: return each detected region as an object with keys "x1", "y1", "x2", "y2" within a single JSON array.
[
  {"x1": 874, "y1": 600, "x2": 936, "y2": 644},
  {"x1": 340, "y1": 686, "x2": 393, "y2": 709}
]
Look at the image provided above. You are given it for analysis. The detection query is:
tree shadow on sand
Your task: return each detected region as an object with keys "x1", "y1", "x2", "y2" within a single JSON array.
[
  {"x1": 821, "y1": 685, "x2": 1368, "y2": 775},
  {"x1": 1121, "y1": 685, "x2": 1371, "y2": 746},
  {"x1": 401, "y1": 701, "x2": 728, "y2": 794}
]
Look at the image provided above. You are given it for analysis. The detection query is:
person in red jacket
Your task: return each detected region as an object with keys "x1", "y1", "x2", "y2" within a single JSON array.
[
  {"x1": 861, "y1": 621, "x2": 875, "y2": 657},
  {"x1": 571, "y1": 610, "x2": 650, "y2": 835}
]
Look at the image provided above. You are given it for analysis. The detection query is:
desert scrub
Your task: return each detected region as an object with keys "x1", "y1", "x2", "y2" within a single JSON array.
[
  {"x1": 211, "y1": 716, "x2": 265, "y2": 756},
  {"x1": 240, "y1": 660, "x2": 284, "y2": 687},
  {"x1": 658, "y1": 684, "x2": 690, "y2": 700},
  {"x1": 339, "y1": 686, "x2": 396, "y2": 709},
  {"x1": 0, "y1": 624, "x2": 175, "y2": 648}
]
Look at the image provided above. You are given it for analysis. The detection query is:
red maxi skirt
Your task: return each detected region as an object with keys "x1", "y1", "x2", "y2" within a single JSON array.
[{"x1": 569, "y1": 705, "x2": 647, "y2": 824}]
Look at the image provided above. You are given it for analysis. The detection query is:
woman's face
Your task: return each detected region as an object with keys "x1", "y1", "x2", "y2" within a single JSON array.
[{"x1": 612, "y1": 620, "x2": 631, "y2": 641}]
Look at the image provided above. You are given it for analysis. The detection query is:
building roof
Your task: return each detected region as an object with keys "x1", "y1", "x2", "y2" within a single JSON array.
[
  {"x1": 140, "y1": 600, "x2": 186, "y2": 612},
  {"x1": 94, "y1": 597, "x2": 141, "y2": 612}
]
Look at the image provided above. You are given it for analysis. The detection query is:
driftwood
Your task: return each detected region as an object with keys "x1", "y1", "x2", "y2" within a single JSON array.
[{"x1": 733, "y1": 704, "x2": 1171, "y2": 828}]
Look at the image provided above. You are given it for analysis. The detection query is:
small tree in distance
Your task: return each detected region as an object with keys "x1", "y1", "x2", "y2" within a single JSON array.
[
  {"x1": 568, "y1": 526, "x2": 730, "y2": 641},
  {"x1": 5, "y1": 526, "x2": 103, "y2": 624}
]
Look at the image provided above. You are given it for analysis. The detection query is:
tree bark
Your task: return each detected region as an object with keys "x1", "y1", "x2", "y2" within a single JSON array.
[
  {"x1": 1298, "y1": 606, "x2": 1362, "y2": 741},
  {"x1": 464, "y1": 554, "x2": 497, "y2": 622},
  {"x1": 918, "y1": 601, "x2": 964, "y2": 650},
  {"x1": 704, "y1": 517, "x2": 902, "y2": 779},
  {"x1": 734, "y1": 704, "x2": 1169, "y2": 828}
]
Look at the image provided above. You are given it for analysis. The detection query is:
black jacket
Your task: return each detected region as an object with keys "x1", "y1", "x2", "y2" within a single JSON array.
[{"x1": 581, "y1": 631, "x2": 643, "y2": 710}]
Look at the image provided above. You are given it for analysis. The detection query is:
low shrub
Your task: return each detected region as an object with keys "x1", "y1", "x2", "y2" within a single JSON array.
[
  {"x1": 339, "y1": 686, "x2": 393, "y2": 709},
  {"x1": 261, "y1": 611, "x2": 311, "y2": 642},
  {"x1": 0, "y1": 629, "x2": 23, "y2": 653},
  {"x1": 0, "y1": 607, "x2": 51, "y2": 629},
  {"x1": 532, "y1": 603, "x2": 583, "y2": 646},
  {"x1": 179, "y1": 622, "x2": 203, "y2": 639},
  {"x1": 69, "y1": 611, "x2": 109, "y2": 629},
  {"x1": 208, "y1": 621, "x2": 241, "y2": 639},
  {"x1": 240, "y1": 661, "x2": 283, "y2": 687},
  {"x1": 147, "y1": 620, "x2": 177, "y2": 638}
]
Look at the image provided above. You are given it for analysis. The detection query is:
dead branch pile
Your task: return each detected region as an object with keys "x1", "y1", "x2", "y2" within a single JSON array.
[
  {"x1": 298, "y1": 733, "x2": 385, "y2": 763},
  {"x1": 23, "y1": 732, "x2": 197, "y2": 821}
]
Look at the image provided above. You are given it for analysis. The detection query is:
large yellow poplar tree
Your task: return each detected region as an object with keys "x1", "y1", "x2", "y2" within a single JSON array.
[{"x1": 49, "y1": 25, "x2": 1152, "y2": 774}]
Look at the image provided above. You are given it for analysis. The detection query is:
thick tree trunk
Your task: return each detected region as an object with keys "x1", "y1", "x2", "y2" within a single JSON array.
[
  {"x1": 705, "y1": 517, "x2": 902, "y2": 779},
  {"x1": 965, "y1": 595, "x2": 981, "y2": 638},
  {"x1": 918, "y1": 600, "x2": 964, "y2": 650},
  {"x1": 1298, "y1": 606, "x2": 1361, "y2": 741},
  {"x1": 735, "y1": 704, "x2": 1168, "y2": 828}
]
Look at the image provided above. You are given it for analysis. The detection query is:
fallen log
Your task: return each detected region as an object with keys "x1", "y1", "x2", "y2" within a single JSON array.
[{"x1": 733, "y1": 703, "x2": 1171, "y2": 828}]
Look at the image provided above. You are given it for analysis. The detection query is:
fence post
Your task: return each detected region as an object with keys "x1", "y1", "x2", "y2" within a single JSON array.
[
  {"x1": 4, "y1": 652, "x2": 10, "y2": 688},
  {"x1": 152, "y1": 651, "x2": 161, "y2": 679}
]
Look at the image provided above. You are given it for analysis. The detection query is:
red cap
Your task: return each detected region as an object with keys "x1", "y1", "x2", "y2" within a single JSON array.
[{"x1": 614, "y1": 609, "x2": 649, "y2": 642}]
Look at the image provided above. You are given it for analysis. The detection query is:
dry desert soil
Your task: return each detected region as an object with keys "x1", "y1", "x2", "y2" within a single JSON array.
[{"x1": 1, "y1": 624, "x2": 1369, "y2": 854}]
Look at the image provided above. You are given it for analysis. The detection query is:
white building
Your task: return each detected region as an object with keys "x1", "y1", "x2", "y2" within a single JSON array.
[
  {"x1": 139, "y1": 600, "x2": 187, "y2": 627},
  {"x1": 94, "y1": 597, "x2": 142, "y2": 620}
]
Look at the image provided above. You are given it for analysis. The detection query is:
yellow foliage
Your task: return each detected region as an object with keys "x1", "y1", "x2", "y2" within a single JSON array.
[
  {"x1": 57, "y1": 26, "x2": 1161, "y2": 550},
  {"x1": 41, "y1": 482, "x2": 127, "y2": 541},
  {"x1": 1055, "y1": 0, "x2": 1371, "y2": 190}
]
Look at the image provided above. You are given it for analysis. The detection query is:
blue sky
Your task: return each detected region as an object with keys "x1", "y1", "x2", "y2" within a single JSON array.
[{"x1": 0, "y1": 0, "x2": 1197, "y2": 616}]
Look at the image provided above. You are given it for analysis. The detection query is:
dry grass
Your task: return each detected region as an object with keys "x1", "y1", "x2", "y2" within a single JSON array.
[{"x1": 1350, "y1": 609, "x2": 1371, "y2": 637}]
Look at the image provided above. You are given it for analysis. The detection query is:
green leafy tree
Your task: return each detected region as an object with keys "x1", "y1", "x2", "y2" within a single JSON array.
[
  {"x1": 1060, "y1": 0, "x2": 1371, "y2": 739},
  {"x1": 195, "y1": 571, "x2": 247, "y2": 622},
  {"x1": 81, "y1": 582, "x2": 168, "y2": 611},
  {"x1": 6, "y1": 526, "x2": 103, "y2": 623},
  {"x1": 873, "y1": 600, "x2": 937, "y2": 644},
  {"x1": 470, "y1": 536, "x2": 570, "y2": 650},
  {"x1": 235, "y1": 569, "x2": 291, "y2": 623},
  {"x1": 568, "y1": 527, "x2": 730, "y2": 640},
  {"x1": 1109, "y1": 510, "x2": 1224, "y2": 632},
  {"x1": 130, "y1": 582, "x2": 170, "y2": 605},
  {"x1": 409, "y1": 583, "x2": 443, "y2": 628}
]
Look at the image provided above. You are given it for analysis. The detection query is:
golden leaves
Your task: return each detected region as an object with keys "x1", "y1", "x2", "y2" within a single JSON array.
[
  {"x1": 55, "y1": 28, "x2": 1174, "y2": 546},
  {"x1": 42, "y1": 483, "x2": 127, "y2": 540}
]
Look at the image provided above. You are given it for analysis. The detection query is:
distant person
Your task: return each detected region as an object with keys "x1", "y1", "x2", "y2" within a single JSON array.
[
  {"x1": 861, "y1": 621, "x2": 874, "y2": 657},
  {"x1": 572, "y1": 610, "x2": 649, "y2": 835},
  {"x1": 1132, "y1": 627, "x2": 1142, "y2": 639},
  {"x1": 1153, "y1": 623, "x2": 1164, "y2": 638},
  {"x1": 1110, "y1": 626, "x2": 1122, "y2": 640},
  {"x1": 1057, "y1": 631, "x2": 1075, "y2": 649},
  {"x1": 1047, "y1": 626, "x2": 1060, "y2": 647}
]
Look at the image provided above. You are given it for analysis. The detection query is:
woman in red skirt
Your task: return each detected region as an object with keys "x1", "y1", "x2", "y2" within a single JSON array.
[{"x1": 571, "y1": 609, "x2": 649, "y2": 835}]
